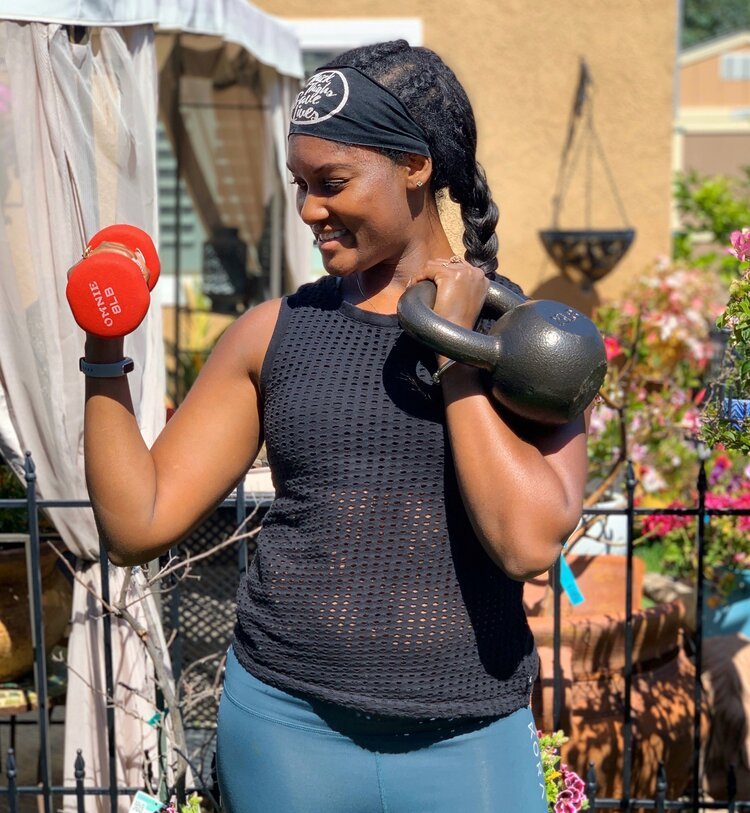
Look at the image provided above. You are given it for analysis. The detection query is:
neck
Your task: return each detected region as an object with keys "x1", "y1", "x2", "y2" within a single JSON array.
[{"x1": 352, "y1": 211, "x2": 456, "y2": 312}]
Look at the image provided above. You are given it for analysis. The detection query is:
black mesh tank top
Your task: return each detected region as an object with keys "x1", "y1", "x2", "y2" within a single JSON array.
[{"x1": 232, "y1": 275, "x2": 538, "y2": 718}]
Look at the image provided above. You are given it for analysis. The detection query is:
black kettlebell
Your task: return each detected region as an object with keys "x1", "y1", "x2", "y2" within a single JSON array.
[{"x1": 397, "y1": 280, "x2": 607, "y2": 424}]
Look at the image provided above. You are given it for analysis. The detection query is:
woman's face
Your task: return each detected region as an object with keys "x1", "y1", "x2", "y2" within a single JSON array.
[{"x1": 287, "y1": 135, "x2": 417, "y2": 277}]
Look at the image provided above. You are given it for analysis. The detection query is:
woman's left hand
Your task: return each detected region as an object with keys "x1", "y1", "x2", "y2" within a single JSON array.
[{"x1": 409, "y1": 256, "x2": 490, "y2": 332}]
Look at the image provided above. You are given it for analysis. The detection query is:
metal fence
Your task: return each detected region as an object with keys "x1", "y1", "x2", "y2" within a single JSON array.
[{"x1": 1, "y1": 450, "x2": 749, "y2": 812}]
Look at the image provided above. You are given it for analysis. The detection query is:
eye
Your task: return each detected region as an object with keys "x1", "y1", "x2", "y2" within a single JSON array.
[
  {"x1": 290, "y1": 176, "x2": 307, "y2": 191},
  {"x1": 322, "y1": 179, "x2": 346, "y2": 192}
]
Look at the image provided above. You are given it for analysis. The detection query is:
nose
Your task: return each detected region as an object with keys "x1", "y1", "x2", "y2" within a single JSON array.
[{"x1": 297, "y1": 190, "x2": 329, "y2": 227}]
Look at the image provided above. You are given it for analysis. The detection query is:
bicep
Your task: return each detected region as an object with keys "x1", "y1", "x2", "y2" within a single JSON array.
[
  {"x1": 146, "y1": 300, "x2": 279, "y2": 539},
  {"x1": 526, "y1": 411, "x2": 590, "y2": 516}
]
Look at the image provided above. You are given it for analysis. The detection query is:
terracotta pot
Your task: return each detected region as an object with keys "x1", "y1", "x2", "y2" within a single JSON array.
[
  {"x1": 530, "y1": 600, "x2": 706, "y2": 800},
  {"x1": 0, "y1": 536, "x2": 72, "y2": 681},
  {"x1": 524, "y1": 554, "x2": 644, "y2": 618}
]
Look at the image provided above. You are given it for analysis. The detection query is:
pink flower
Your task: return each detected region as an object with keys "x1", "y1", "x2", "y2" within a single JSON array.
[
  {"x1": 728, "y1": 228, "x2": 750, "y2": 263},
  {"x1": 681, "y1": 408, "x2": 701, "y2": 434},
  {"x1": 640, "y1": 465, "x2": 667, "y2": 493},
  {"x1": 630, "y1": 443, "x2": 648, "y2": 463},
  {"x1": 561, "y1": 764, "x2": 586, "y2": 799},
  {"x1": 552, "y1": 765, "x2": 587, "y2": 811}
]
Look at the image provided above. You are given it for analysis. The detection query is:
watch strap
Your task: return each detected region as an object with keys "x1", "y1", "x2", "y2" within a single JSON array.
[{"x1": 79, "y1": 356, "x2": 134, "y2": 377}]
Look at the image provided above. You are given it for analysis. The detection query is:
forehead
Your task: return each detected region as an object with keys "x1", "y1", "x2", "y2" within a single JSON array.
[{"x1": 287, "y1": 135, "x2": 385, "y2": 174}]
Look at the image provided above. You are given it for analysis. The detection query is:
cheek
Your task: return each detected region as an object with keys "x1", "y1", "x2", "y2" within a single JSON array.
[{"x1": 353, "y1": 192, "x2": 410, "y2": 238}]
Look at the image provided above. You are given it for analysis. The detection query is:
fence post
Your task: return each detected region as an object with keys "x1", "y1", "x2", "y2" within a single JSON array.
[
  {"x1": 6, "y1": 749, "x2": 17, "y2": 813},
  {"x1": 74, "y1": 750, "x2": 86, "y2": 813},
  {"x1": 655, "y1": 761, "x2": 666, "y2": 813},
  {"x1": 585, "y1": 763, "x2": 597, "y2": 809},
  {"x1": 552, "y1": 557, "x2": 562, "y2": 731},
  {"x1": 98, "y1": 546, "x2": 119, "y2": 812},
  {"x1": 727, "y1": 764, "x2": 737, "y2": 813},
  {"x1": 210, "y1": 751, "x2": 221, "y2": 813},
  {"x1": 621, "y1": 462, "x2": 636, "y2": 805},
  {"x1": 691, "y1": 461, "x2": 707, "y2": 809},
  {"x1": 23, "y1": 452, "x2": 52, "y2": 813}
]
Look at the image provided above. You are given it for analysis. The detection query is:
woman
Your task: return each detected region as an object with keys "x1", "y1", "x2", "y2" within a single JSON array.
[{"x1": 77, "y1": 41, "x2": 589, "y2": 812}]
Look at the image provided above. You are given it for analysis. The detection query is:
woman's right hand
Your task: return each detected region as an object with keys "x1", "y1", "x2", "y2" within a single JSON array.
[{"x1": 68, "y1": 240, "x2": 149, "y2": 284}]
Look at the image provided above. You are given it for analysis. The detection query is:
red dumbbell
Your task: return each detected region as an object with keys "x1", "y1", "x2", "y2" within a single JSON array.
[{"x1": 66, "y1": 224, "x2": 160, "y2": 337}]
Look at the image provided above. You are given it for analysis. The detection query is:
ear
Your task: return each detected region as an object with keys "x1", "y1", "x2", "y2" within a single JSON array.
[{"x1": 404, "y1": 153, "x2": 432, "y2": 191}]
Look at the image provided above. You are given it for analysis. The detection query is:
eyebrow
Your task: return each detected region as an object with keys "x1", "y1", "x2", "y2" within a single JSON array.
[{"x1": 286, "y1": 162, "x2": 353, "y2": 174}]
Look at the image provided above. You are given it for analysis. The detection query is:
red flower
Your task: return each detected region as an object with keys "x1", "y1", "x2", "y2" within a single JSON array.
[
  {"x1": 604, "y1": 336, "x2": 623, "y2": 362},
  {"x1": 641, "y1": 502, "x2": 691, "y2": 536}
]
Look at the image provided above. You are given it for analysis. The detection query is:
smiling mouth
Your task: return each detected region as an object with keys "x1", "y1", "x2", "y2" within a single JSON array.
[{"x1": 315, "y1": 229, "x2": 348, "y2": 247}]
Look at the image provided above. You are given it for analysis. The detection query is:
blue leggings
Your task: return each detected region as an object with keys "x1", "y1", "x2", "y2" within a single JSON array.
[{"x1": 216, "y1": 647, "x2": 547, "y2": 813}]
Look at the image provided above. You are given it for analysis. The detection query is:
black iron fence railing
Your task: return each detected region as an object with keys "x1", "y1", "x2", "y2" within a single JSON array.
[{"x1": 1, "y1": 451, "x2": 749, "y2": 812}]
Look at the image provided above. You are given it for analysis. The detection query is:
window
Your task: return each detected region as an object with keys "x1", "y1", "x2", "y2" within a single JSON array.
[
  {"x1": 720, "y1": 52, "x2": 750, "y2": 81},
  {"x1": 156, "y1": 121, "x2": 206, "y2": 305}
]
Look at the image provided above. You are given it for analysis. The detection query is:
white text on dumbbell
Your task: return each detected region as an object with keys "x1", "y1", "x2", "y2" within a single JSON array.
[{"x1": 88, "y1": 282, "x2": 122, "y2": 328}]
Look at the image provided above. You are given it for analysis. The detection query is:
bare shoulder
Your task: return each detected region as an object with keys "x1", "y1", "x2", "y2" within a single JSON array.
[{"x1": 206, "y1": 297, "x2": 283, "y2": 384}]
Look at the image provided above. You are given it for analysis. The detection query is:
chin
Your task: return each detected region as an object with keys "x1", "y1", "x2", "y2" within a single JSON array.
[{"x1": 320, "y1": 253, "x2": 360, "y2": 278}]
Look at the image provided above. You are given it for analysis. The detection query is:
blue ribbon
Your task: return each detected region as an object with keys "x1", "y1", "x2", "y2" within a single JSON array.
[{"x1": 560, "y1": 555, "x2": 585, "y2": 606}]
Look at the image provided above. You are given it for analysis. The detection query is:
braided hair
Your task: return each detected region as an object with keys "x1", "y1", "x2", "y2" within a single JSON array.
[{"x1": 323, "y1": 40, "x2": 521, "y2": 295}]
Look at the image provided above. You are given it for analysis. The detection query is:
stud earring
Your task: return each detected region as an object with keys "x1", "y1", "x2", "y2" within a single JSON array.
[{"x1": 416, "y1": 181, "x2": 423, "y2": 188}]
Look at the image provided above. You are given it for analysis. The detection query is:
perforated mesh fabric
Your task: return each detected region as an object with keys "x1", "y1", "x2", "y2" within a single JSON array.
[{"x1": 232, "y1": 275, "x2": 538, "y2": 718}]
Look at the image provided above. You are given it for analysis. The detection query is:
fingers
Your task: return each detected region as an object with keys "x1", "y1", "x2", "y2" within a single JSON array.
[
  {"x1": 409, "y1": 257, "x2": 490, "y2": 330},
  {"x1": 410, "y1": 257, "x2": 478, "y2": 283},
  {"x1": 73, "y1": 240, "x2": 151, "y2": 285}
]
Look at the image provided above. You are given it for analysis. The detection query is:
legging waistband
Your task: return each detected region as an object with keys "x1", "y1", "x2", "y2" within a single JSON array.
[{"x1": 224, "y1": 644, "x2": 503, "y2": 744}]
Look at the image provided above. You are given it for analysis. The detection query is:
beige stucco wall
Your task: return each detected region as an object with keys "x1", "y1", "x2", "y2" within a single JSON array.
[{"x1": 258, "y1": 0, "x2": 678, "y2": 311}]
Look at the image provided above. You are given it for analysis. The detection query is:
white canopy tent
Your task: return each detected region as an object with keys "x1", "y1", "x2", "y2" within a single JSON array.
[{"x1": 0, "y1": 3, "x2": 303, "y2": 810}]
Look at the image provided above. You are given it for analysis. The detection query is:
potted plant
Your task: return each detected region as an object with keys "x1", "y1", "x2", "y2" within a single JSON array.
[
  {"x1": 0, "y1": 458, "x2": 71, "y2": 681},
  {"x1": 538, "y1": 730, "x2": 589, "y2": 813},
  {"x1": 700, "y1": 228, "x2": 750, "y2": 454},
  {"x1": 636, "y1": 451, "x2": 750, "y2": 636}
]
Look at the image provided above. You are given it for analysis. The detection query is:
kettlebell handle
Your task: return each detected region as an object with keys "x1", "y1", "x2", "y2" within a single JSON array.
[
  {"x1": 397, "y1": 279, "x2": 519, "y2": 370},
  {"x1": 397, "y1": 278, "x2": 608, "y2": 424}
]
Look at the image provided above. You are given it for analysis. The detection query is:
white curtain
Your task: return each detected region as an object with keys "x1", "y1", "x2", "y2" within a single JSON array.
[
  {"x1": 265, "y1": 70, "x2": 312, "y2": 290},
  {"x1": 0, "y1": 21, "x2": 170, "y2": 810}
]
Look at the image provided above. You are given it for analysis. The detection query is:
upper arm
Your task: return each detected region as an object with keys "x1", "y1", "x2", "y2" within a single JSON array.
[
  {"x1": 525, "y1": 408, "x2": 591, "y2": 523},
  {"x1": 146, "y1": 297, "x2": 282, "y2": 542}
]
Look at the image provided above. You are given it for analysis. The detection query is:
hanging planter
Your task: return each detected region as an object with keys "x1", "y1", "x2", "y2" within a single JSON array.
[
  {"x1": 539, "y1": 60, "x2": 635, "y2": 290},
  {"x1": 539, "y1": 228, "x2": 635, "y2": 289}
]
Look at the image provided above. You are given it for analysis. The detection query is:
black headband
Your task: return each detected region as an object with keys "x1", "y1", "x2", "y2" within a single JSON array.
[{"x1": 288, "y1": 66, "x2": 431, "y2": 157}]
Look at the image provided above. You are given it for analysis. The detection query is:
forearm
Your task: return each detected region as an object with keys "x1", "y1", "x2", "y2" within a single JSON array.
[
  {"x1": 82, "y1": 337, "x2": 166, "y2": 565},
  {"x1": 441, "y1": 364, "x2": 585, "y2": 580}
]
